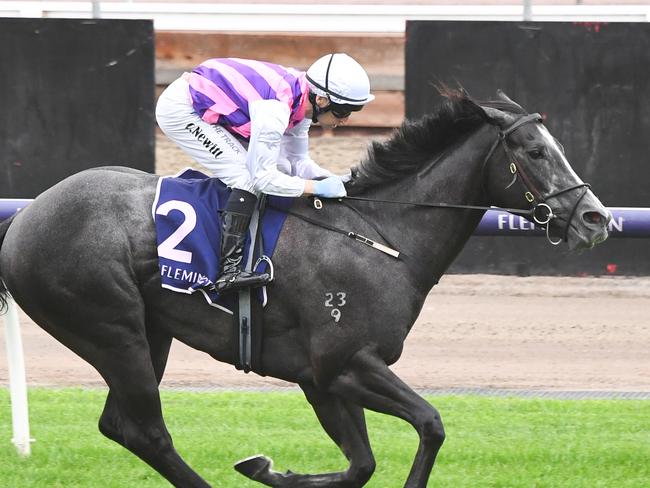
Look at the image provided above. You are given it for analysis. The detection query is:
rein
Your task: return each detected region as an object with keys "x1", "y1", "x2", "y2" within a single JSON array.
[{"x1": 342, "y1": 195, "x2": 537, "y2": 219}]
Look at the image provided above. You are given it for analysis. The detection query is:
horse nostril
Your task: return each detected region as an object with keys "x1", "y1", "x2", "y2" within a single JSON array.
[{"x1": 583, "y1": 211, "x2": 610, "y2": 226}]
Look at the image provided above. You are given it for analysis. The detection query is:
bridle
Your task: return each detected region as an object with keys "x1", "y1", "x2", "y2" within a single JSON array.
[
  {"x1": 480, "y1": 112, "x2": 591, "y2": 245},
  {"x1": 341, "y1": 112, "x2": 591, "y2": 246}
]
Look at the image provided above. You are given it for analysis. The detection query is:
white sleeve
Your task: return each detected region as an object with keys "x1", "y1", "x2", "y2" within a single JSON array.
[
  {"x1": 247, "y1": 99, "x2": 307, "y2": 197},
  {"x1": 281, "y1": 119, "x2": 335, "y2": 179}
]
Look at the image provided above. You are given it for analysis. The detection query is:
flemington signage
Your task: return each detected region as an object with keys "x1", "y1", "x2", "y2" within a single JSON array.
[{"x1": 474, "y1": 209, "x2": 635, "y2": 236}]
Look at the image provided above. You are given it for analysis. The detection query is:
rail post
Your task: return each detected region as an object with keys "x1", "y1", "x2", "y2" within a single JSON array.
[{"x1": 3, "y1": 297, "x2": 32, "y2": 456}]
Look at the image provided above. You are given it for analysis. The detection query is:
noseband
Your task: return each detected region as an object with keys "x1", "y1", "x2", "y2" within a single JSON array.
[{"x1": 482, "y1": 113, "x2": 591, "y2": 245}]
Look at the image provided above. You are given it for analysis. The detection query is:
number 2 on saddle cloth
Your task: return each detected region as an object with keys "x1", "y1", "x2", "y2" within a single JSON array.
[{"x1": 152, "y1": 168, "x2": 293, "y2": 313}]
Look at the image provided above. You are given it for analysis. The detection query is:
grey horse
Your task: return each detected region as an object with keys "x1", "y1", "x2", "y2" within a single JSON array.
[{"x1": 0, "y1": 90, "x2": 610, "y2": 487}]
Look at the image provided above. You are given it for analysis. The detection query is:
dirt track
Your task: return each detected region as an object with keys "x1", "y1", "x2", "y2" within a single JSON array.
[{"x1": 1, "y1": 132, "x2": 649, "y2": 392}]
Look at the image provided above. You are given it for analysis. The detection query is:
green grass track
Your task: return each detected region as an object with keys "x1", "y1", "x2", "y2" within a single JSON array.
[{"x1": 1, "y1": 388, "x2": 649, "y2": 487}]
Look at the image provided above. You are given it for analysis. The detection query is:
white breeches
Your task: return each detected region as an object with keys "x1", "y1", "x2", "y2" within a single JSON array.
[{"x1": 155, "y1": 76, "x2": 257, "y2": 193}]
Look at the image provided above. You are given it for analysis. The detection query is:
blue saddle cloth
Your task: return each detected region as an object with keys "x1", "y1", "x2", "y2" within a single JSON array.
[{"x1": 152, "y1": 168, "x2": 294, "y2": 312}]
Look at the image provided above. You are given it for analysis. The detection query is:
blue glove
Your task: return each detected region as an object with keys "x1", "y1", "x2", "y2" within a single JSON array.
[
  {"x1": 338, "y1": 171, "x2": 352, "y2": 183},
  {"x1": 313, "y1": 176, "x2": 347, "y2": 198}
]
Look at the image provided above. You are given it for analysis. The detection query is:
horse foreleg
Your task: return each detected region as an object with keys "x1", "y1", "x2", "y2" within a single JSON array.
[
  {"x1": 234, "y1": 383, "x2": 375, "y2": 487},
  {"x1": 328, "y1": 348, "x2": 446, "y2": 488}
]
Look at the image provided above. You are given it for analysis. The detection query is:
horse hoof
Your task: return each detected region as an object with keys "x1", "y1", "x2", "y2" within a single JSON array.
[{"x1": 234, "y1": 454, "x2": 273, "y2": 481}]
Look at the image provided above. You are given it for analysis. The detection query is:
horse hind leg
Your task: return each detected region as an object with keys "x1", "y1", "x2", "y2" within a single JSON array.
[
  {"x1": 96, "y1": 335, "x2": 212, "y2": 488},
  {"x1": 98, "y1": 327, "x2": 172, "y2": 444},
  {"x1": 235, "y1": 383, "x2": 376, "y2": 487},
  {"x1": 35, "y1": 304, "x2": 211, "y2": 488}
]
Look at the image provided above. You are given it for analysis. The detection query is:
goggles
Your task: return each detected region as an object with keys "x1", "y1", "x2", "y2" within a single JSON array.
[{"x1": 329, "y1": 101, "x2": 364, "y2": 119}]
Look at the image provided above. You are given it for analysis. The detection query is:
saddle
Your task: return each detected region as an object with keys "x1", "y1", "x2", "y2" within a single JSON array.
[{"x1": 153, "y1": 168, "x2": 294, "y2": 373}]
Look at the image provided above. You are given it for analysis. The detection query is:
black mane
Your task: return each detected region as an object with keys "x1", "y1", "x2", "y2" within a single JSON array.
[{"x1": 346, "y1": 89, "x2": 525, "y2": 194}]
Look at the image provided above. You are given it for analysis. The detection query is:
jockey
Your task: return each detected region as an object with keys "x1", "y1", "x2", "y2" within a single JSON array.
[{"x1": 156, "y1": 53, "x2": 375, "y2": 293}]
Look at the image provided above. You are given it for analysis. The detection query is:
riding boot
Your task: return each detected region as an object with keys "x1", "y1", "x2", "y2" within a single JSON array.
[{"x1": 214, "y1": 189, "x2": 271, "y2": 293}]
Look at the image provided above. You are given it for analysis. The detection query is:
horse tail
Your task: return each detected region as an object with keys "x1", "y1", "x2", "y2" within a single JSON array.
[{"x1": 0, "y1": 215, "x2": 15, "y2": 314}]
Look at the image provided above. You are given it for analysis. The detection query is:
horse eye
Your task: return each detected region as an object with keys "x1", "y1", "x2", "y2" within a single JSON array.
[{"x1": 528, "y1": 149, "x2": 544, "y2": 160}]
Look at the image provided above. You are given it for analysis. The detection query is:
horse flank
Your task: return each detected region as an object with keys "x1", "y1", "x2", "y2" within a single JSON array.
[{"x1": 346, "y1": 88, "x2": 526, "y2": 195}]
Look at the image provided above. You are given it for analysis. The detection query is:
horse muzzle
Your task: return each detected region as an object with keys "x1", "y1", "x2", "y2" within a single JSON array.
[{"x1": 561, "y1": 193, "x2": 611, "y2": 251}]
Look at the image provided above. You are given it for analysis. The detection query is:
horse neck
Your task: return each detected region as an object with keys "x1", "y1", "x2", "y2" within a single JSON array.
[{"x1": 360, "y1": 124, "x2": 496, "y2": 289}]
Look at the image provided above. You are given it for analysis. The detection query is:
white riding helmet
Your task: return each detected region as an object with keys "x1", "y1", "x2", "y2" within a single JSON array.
[{"x1": 306, "y1": 53, "x2": 375, "y2": 106}]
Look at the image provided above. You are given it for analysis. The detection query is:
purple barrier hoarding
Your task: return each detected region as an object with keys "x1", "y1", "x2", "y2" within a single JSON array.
[
  {"x1": 0, "y1": 199, "x2": 31, "y2": 221},
  {"x1": 0, "y1": 199, "x2": 648, "y2": 238},
  {"x1": 474, "y1": 207, "x2": 650, "y2": 238}
]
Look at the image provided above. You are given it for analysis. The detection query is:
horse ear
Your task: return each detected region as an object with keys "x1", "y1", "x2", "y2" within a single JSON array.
[
  {"x1": 480, "y1": 106, "x2": 515, "y2": 128},
  {"x1": 496, "y1": 90, "x2": 526, "y2": 113}
]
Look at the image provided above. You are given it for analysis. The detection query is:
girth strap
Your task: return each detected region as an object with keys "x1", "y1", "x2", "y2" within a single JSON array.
[{"x1": 235, "y1": 195, "x2": 268, "y2": 374}]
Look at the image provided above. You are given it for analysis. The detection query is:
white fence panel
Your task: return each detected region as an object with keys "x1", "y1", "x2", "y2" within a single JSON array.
[{"x1": 0, "y1": 2, "x2": 648, "y2": 32}]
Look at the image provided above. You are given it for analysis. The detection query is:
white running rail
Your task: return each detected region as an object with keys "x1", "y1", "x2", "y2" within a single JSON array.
[
  {"x1": 0, "y1": 2, "x2": 648, "y2": 31},
  {"x1": 3, "y1": 297, "x2": 32, "y2": 456}
]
